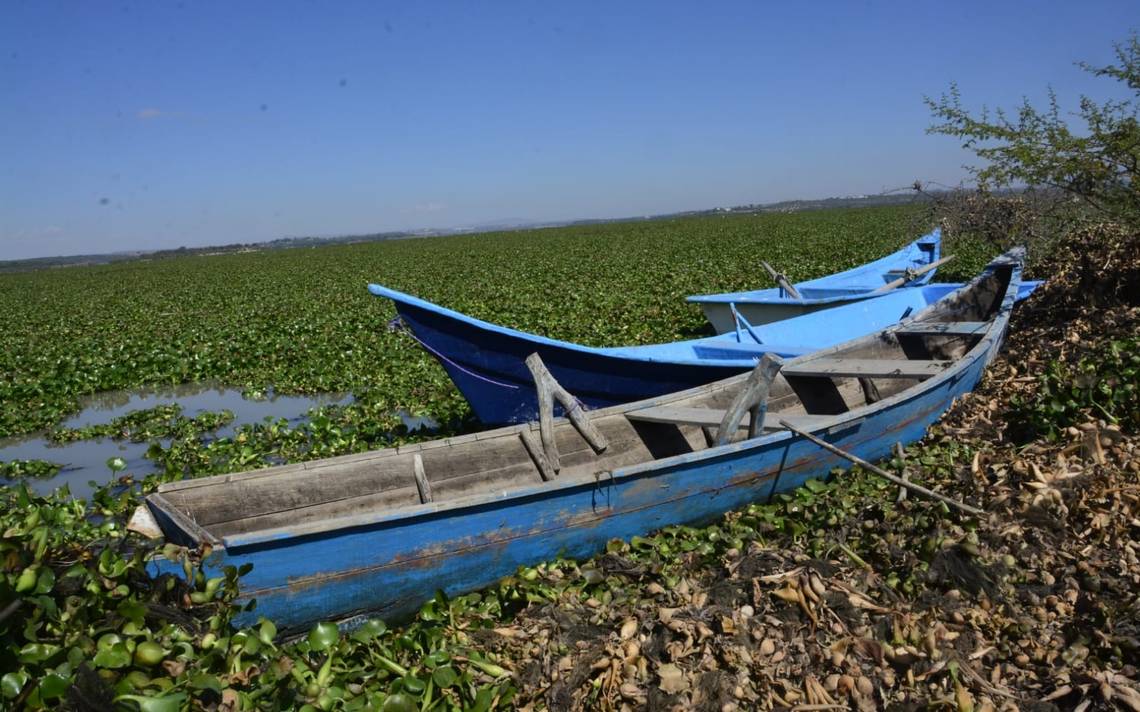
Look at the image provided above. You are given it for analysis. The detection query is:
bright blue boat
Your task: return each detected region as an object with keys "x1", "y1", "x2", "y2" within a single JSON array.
[
  {"x1": 688, "y1": 230, "x2": 944, "y2": 333},
  {"x1": 369, "y1": 276, "x2": 1039, "y2": 425},
  {"x1": 137, "y1": 249, "x2": 1024, "y2": 632}
]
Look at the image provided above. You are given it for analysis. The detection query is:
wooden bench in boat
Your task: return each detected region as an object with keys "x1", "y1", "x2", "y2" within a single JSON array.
[
  {"x1": 781, "y1": 358, "x2": 952, "y2": 380},
  {"x1": 626, "y1": 406, "x2": 833, "y2": 431},
  {"x1": 894, "y1": 321, "x2": 988, "y2": 336}
]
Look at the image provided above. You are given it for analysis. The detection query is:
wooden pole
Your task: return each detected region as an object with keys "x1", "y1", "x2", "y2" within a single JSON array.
[
  {"x1": 761, "y1": 261, "x2": 803, "y2": 300},
  {"x1": 519, "y1": 429, "x2": 556, "y2": 481},
  {"x1": 777, "y1": 420, "x2": 985, "y2": 516},
  {"x1": 872, "y1": 254, "x2": 956, "y2": 294},
  {"x1": 525, "y1": 353, "x2": 609, "y2": 473},
  {"x1": 717, "y1": 354, "x2": 783, "y2": 445}
]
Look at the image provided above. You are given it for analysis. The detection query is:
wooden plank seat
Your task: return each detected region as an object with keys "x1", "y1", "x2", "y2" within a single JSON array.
[
  {"x1": 627, "y1": 406, "x2": 833, "y2": 431},
  {"x1": 782, "y1": 358, "x2": 952, "y2": 380},
  {"x1": 894, "y1": 321, "x2": 988, "y2": 336}
]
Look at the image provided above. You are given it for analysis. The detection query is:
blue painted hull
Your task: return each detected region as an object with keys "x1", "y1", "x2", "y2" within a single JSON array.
[
  {"x1": 688, "y1": 230, "x2": 942, "y2": 332},
  {"x1": 370, "y1": 278, "x2": 1039, "y2": 425}
]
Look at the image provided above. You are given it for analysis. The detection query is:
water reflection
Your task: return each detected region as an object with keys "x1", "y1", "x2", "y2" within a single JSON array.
[{"x1": 1, "y1": 383, "x2": 353, "y2": 499}]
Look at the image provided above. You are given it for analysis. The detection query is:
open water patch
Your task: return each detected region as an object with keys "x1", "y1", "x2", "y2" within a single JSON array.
[{"x1": 0, "y1": 383, "x2": 354, "y2": 499}]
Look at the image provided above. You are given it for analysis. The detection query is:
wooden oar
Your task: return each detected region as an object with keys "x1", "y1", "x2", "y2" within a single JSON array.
[
  {"x1": 872, "y1": 254, "x2": 956, "y2": 294},
  {"x1": 761, "y1": 261, "x2": 803, "y2": 300},
  {"x1": 777, "y1": 420, "x2": 985, "y2": 516}
]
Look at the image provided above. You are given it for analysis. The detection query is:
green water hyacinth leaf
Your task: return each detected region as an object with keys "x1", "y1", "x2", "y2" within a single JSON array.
[
  {"x1": 37, "y1": 673, "x2": 68, "y2": 700},
  {"x1": 18, "y1": 642, "x2": 59, "y2": 664},
  {"x1": 380, "y1": 692, "x2": 418, "y2": 712},
  {"x1": 258, "y1": 617, "x2": 277, "y2": 645},
  {"x1": 1, "y1": 671, "x2": 28, "y2": 699},
  {"x1": 116, "y1": 692, "x2": 188, "y2": 712},
  {"x1": 431, "y1": 665, "x2": 459, "y2": 688},
  {"x1": 308, "y1": 621, "x2": 340, "y2": 651},
  {"x1": 93, "y1": 642, "x2": 132, "y2": 669},
  {"x1": 189, "y1": 673, "x2": 222, "y2": 693},
  {"x1": 351, "y1": 618, "x2": 387, "y2": 642}
]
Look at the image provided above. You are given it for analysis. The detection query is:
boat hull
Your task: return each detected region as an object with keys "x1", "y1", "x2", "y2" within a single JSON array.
[
  {"x1": 699, "y1": 297, "x2": 865, "y2": 333},
  {"x1": 392, "y1": 298, "x2": 752, "y2": 424},
  {"x1": 688, "y1": 230, "x2": 942, "y2": 333},
  {"x1": 157, "y1": 343, "x2": 994, "y2": 632}
]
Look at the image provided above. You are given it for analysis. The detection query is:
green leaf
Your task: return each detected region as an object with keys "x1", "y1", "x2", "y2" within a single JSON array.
[
  {"x1": 93, "y1": 642, "x2": 132, "y2": 669},
  {"x1": 431, "y1": 665, "x2": 458, "y2": 689},
  {"x1": 18, "y1": 642, "x2": 60, "y2": 664},
  {"x1": 307, "y1": 621, "x2": 340, "y2": 651},
  {"x1": 258, "y1": 617, "x2": 277, "y2": 645},
  {"x1": 351, "y1": 618, "x2": 386, "y2": 642},
  {"x1": 116, "y1": 692, "x2": 189, "y2": 712},
  {"x1": 380, "y1": 692, "x2": 418, "y2": 712},
  {"x1": 804, "y1": 478, "x2": 828, "y2": 493},
  {"x1": 2, "y1": 672, "x2": 29, "y2": 700},
  {"x1": 188, "y1": 674, "x2": 222, "y2": 693},
  {"x1": 38, "y1": 673, "x2": 69, "y2": 700}
]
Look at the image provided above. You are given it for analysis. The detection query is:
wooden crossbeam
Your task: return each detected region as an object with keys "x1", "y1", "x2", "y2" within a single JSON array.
[
  {"x1": 894, "y1": 321, "x2": 988, "y2": 336},
  {"x1": 782, "y1": 358, "x2": 952, "y2": 380},
  {"x1": 627, "y1": 406, "x2": 832, "y2": 432}
]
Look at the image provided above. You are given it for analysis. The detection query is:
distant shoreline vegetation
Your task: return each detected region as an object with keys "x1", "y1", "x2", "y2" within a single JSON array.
[{"x1": 0, "y1": 191, "x2": 933, "y2": 274}]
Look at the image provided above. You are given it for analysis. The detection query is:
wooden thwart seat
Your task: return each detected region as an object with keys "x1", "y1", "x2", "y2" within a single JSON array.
[
  {"x1": 782, "y1": 358, "x2": 952, "y2": 380},
  {"x1": 627, "y1": 406, "x2": 832, "y2": 432},
  {"x1": 894, "y1": 321, "x2": 987, "y2": 336}
]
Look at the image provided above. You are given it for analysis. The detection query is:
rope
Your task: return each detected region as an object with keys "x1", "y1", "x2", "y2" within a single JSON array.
[{"x1": 387, "y1": 316, "x2": 521, "y2": 390}]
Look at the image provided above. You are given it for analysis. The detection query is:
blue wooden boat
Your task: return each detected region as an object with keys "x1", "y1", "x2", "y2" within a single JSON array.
[
  {"x1": 137, "y1": 249, "x2": 1024, "y2": 632},
  {"x1": 688, "y1": 230, "x2": 944, "y2": 333},
  {"x1": 369, "y1": 274, "x2": 1038, "y2": 425}
]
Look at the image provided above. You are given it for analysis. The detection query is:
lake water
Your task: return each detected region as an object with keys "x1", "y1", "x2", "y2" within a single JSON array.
[{"x1": 0, "y1": 383, "x2": 437, "y2": 499}]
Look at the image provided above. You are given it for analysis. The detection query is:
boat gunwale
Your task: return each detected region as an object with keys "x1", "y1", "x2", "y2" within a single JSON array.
[{"x1": 180, "y1": 249, "x2": 1021, "y2": 551}]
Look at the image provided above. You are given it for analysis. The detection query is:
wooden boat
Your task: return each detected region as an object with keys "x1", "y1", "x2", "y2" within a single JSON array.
[
  {"x1": 688, "y1": 230, "x2": 945, "y2": 333},
  {"x1": 370, "y1": 275, "x2": 1038, "y2": 425},
  {"x1": 137, "y1": 248, "x2": 1024, "y2": 632}
]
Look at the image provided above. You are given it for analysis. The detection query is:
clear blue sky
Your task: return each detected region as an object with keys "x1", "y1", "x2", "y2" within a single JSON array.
[{"x1": 1, "y1": 1, "x2": 1134, "y2": 260}]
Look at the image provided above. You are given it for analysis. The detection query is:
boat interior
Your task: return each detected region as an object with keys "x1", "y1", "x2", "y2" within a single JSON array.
[{"x1": 153, "y1": 263, "x2": 1013, "y2": 544}]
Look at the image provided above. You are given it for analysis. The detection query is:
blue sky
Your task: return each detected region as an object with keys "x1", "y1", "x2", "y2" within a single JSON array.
[{"x1": 0, "y1": 1, "x2": 1135, "y2": 259}]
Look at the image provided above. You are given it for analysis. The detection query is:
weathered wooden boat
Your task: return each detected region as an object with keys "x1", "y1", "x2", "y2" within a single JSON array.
[
  {"x1": 687, "y1": 230, "x2": 945, "y2": 333},
  {"x1": 370, "y1": 274, "x2": 1038, "y2": 425},
  {"x1": 138, "y1": 248, "x2": 1024, "y2": 632}
]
